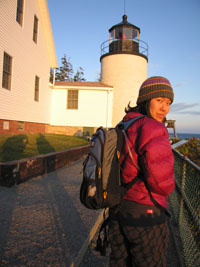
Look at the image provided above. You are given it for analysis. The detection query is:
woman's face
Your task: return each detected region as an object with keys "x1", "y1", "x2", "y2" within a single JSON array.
[{"x1": 149, "y1": 97, "x2": 171, "y2": 123}]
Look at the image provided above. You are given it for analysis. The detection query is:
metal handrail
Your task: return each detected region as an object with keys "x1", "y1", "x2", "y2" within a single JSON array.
[
  {"x1": 172, "y1": 148, "x2": 200, "y2": 171},
  {"x1": 100, "y1": 38, "x2": 148, "y2": 58}
]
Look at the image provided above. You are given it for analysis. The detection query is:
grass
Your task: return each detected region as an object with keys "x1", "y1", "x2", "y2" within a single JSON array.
[
  {"x1": 0, "y1": 133, "x2": 89, "y2": 163},
  {"x1": 176, "y1": 137, "x2": 200, "y2": 166}
]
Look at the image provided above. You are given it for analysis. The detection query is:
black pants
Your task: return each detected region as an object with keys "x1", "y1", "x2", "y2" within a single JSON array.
[{"x1": 108, "y1": 200, "x2": 169, "y2": 267}]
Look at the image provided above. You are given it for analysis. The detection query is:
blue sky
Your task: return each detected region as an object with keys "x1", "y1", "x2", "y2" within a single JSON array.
[{"x1": 47, "y1": 0, "x2": 200, "y2": 134}]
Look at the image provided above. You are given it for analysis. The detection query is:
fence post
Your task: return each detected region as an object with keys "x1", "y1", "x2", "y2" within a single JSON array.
[{"x1": 179, "y1": 160, "x2": 186, "y2": 226}]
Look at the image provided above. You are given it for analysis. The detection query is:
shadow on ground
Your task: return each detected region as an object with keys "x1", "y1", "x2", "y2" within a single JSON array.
[{"x1": 0, "y1": 159, "x2": 101, "y2": 266}]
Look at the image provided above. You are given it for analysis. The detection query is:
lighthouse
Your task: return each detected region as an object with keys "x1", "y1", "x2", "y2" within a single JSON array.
[{"x1": 100, "y1": 15, "x2": 148, "y2": 126}]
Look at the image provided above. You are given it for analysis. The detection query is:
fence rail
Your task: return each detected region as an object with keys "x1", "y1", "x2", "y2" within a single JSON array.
[{"x1": 169, "y1": 149, "x2": 200, "y2": 267}]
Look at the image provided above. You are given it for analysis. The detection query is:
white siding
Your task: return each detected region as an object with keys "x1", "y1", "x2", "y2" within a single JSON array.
[
  {"x1": 0, "y1": 0, "x2": 52, "y2": 124},
  {"x1": 50, "y1": 87, "x2": 113, "y2": 128}
]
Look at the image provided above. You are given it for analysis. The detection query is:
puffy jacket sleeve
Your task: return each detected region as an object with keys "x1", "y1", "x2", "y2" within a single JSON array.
[{"x1": 138, "y1": 120, "x2": 175, "y2": 196}]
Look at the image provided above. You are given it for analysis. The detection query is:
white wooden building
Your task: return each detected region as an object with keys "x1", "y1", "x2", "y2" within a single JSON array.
[
  {"x1": 0, "y1": 0, "x2": 148, "y2": 136},
  {"x1": 0, "y1": 0, "x2": 114, "y2": 136},
  {"x1": 0, "y1": 0, "x2": 57, "y2": 133},
  {"x1": 50, "y1": 81, "x2": 113, "y2": 132}
]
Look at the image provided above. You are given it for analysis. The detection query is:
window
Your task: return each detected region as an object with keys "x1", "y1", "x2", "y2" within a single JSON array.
[
  {"x1": 18, "y1": 121, "x2": 24, "y2": 130},
  {"x1": 2, "y1": 52, "x2": 12, "y2": 90},
  {"x1": 3, "y1": 121, "x2": 9, "y2": 130},
  {"x1": 33, "y1": 15, "x2": 38, "y2": 43},
  {"x1": 115, "y1": 28, "x2": 123, "y2": 40},
  {"x1": 34, "y1": 76, "x2": 39, "y2": 101},
  {"x1": 16, "y1": 0, "x2": 24, "y2": 26},
  {"x1": 67, "y1": 90, "x2": 78, "y2": 109}
]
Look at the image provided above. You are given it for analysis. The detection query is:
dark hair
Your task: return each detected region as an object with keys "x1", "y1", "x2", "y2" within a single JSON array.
[{"x1": 125, "y1": 100, "x2": 151, "y2": 117}]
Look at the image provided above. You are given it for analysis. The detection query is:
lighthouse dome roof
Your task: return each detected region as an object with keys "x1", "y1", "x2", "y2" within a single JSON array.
[{"x1": 109, "y1": 15, "x2": 140, "y2": 33}]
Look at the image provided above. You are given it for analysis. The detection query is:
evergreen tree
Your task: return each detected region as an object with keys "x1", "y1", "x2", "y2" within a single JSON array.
[
  {"x1": 49, "y1": 68, "x2": 54, "y2": 83},
  {"x1": 96, "y1": 71, "x2": 102, "y2": 82},
  {"x1": 55, "y1": 54, "x2": 73, "y2": 81},
  {"x1": 74, "y1": 67, "x2": 86, "y2": 81}
]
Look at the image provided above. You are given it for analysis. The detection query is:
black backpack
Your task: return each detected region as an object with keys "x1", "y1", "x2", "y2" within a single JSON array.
[{"x1": 80, "y1": 116, "x2": 145, "y2": 210}]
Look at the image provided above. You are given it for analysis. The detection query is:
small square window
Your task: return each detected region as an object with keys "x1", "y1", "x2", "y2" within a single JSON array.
[
  {"x1": 3, "y1": 121, "x2": 9, "y2": 130},
  {"x1": 67, "y1": 90, "x2": 78, "y2": 109},
  {"x1": 18, "y1": 121, "x2": 24, "y2": 130}
]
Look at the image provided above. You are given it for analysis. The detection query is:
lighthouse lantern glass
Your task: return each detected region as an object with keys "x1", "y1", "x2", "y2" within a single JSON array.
[
  {"x1": 123, "y1": 28, "x2": 138, "y2": 40},
  {"x1": 109, "y1": 27, "x2": 139, "y2": 41}
]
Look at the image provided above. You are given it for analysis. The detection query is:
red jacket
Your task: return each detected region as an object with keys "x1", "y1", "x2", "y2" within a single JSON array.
[{"x1": 121, "y1": 112, "x2": 175, "y2": 209}]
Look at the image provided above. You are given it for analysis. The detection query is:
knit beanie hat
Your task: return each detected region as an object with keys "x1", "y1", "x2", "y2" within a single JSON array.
[{"x1": 136, "y1": 76, "x2": 174, "y2": 105}]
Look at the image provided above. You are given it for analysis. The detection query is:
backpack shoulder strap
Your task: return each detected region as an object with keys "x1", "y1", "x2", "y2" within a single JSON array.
[
  {"x1": 119, "y1": 116, "x2": 145, "y2": 171},
  {"x1": 117, "y1": 115, "x2": 145, "y2": 131}
]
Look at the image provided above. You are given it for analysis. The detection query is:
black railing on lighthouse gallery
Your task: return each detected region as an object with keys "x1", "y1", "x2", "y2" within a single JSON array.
[{"x1": 100, "y1": 38, "x2": 148, "y2": 59}]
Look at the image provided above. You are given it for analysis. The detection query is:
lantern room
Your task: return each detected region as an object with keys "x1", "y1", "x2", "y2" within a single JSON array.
[
  {"x1": 109, "y1": 15, "x2": 140, "y2": 54},
  {"x1": 100, "y1": 15, "x2": 148, "y2": 60}
]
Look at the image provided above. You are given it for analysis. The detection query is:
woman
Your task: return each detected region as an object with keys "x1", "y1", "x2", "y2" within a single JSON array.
[{"x1": 108, "y1": 76, "x2": 175, "y2": 267}]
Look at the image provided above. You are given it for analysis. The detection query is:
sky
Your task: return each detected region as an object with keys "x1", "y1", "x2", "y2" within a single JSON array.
[{"x1": 47, "y1": 0, "x2": 200, "y2": 134}]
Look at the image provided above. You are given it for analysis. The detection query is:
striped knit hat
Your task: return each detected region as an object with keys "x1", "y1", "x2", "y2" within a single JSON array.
[{"x1": 137, "y1": 76, "x2": 174, "y2": 105}]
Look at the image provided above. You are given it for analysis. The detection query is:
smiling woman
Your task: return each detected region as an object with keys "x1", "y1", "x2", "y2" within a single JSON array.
[
  {"x1": 108, "y1": 76, "x2": 175, "y2": 267},
  {"x1": 149, "y1": 97, "x2": 171, "y2": 123}
]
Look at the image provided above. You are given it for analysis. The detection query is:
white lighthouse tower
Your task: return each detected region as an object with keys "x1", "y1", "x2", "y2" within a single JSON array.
[{"x1": 100, "y1": 15, "x2": 148, "y2": 126}]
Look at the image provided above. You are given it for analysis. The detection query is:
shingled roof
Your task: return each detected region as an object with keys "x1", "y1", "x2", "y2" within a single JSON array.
[{"x1": 54, "y1": 81, "x2": 113, "y2": 88}]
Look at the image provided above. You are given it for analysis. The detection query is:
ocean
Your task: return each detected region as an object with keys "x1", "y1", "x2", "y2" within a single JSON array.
[{"x1": 169, "y1": 132, "x2": 200, "y2": 139}]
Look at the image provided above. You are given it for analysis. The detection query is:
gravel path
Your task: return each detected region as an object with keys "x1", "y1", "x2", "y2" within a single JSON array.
[
  {"x1": 0, "y1": 159, "x2": 102, "y2": 266},
  {"x1": 0, "y1": 158, "x2": 184, "y2": 266}
]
